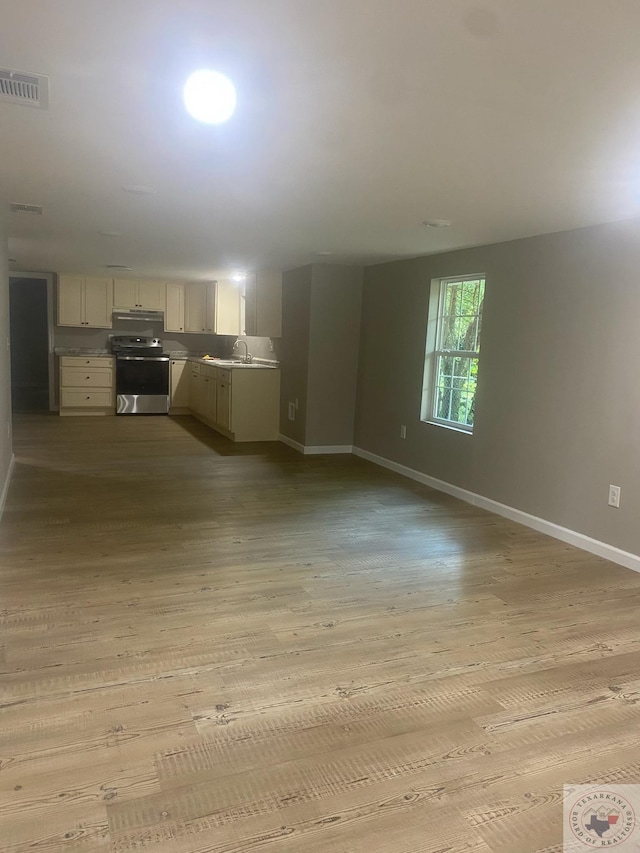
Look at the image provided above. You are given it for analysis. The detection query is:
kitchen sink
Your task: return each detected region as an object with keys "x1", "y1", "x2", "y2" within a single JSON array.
[{"x1": 199, "y1": 359, "x2": 274, "y2": 369}]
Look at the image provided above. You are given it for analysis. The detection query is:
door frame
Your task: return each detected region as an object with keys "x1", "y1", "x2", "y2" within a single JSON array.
[{"x1": 9, "y1": 271, "x2": 55, "y2": 411}]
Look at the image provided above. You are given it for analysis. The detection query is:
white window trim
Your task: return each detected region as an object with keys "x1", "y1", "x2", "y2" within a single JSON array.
[{"x1": 421, "y1": 274, "x2": 485, "y2": 434}]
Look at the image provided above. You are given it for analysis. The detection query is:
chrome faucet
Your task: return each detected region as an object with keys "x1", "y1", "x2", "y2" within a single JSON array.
[{"x1": 233, "y1": 339, "x2": 252, "y2": 363}]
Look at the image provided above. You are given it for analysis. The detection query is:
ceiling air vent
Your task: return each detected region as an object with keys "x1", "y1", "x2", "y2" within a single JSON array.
[
  {"x1": 0, "y1": 68, "x2": 49, "y2": 109},
  {"x1": 10, "y1": 202, "x2": 43, "y2": 215}
]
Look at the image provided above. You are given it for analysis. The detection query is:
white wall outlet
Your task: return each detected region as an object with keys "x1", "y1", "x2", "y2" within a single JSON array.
[
  {"x1": 288, "y1": 402, "x2": 296, "y2": 421},
  {"x1": 400, "y1": 425, "x2": 407, "y2": 439},
  {"x1": 608, "y1": 485, "x2": 621, "y2": 508}
]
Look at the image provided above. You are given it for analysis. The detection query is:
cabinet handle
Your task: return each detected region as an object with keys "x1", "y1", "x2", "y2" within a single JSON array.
[
  {"x1": 86, "y1": 376, "x2": 90, "y2": 379},
  {"x1": 86, "y1": 396, "x2": 90, "y2": 400}
]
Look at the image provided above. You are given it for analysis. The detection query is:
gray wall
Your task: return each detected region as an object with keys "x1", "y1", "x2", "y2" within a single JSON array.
[
  {"x1": 279, "y1": 265, "x2": 312, "y2": 444},
  {"x1": 306, "y1": 265, "x2": 363, "y2": 447},
  {"x1": 0, "y1": 220, "x2": 12, "y2": 496},
  {"x1": 355, "y1": 218, "x2": 640, "y2": 556}
]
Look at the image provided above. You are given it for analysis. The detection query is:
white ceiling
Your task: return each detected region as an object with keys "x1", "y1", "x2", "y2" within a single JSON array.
[{"x1": 2, "y1": 0, "x2": 640, "y2": 281}]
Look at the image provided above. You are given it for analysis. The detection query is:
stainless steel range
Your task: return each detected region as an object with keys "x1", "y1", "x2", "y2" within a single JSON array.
[{"x1": 110, "y1": 336, "x2": 170, "y2": 415}]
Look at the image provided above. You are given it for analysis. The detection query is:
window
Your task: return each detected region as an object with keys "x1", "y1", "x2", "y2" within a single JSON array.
[{"x1": 421, "y1": 275, "x2": 485, "y2": 432}]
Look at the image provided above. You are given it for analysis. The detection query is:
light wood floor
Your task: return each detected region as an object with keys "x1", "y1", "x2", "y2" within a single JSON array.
[{"x1": 3, "y1": 414, "x2": 640, "y2": 853}]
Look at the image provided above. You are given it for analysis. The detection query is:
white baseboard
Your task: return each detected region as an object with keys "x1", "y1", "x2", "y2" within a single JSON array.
[
  {"x1": 352, "y1": 446, "x2": 640, "y2": 574},
  {"x1": 279, "y1": 433, "x2": 306, "y2": 453},
  {"x1": 0, "y1": 454, "x2": 15, "y2": 522},
  {"x1": 304, "y1": 445, "x2": 353, "y2": 455},
  {"x1": 279, "y1": 434, "x2": 353, "y2": 455}
]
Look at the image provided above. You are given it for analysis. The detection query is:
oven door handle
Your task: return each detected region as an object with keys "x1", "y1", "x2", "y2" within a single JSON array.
[{"x1": 116, "y1": 355, "x2": 170, "y2": 361}]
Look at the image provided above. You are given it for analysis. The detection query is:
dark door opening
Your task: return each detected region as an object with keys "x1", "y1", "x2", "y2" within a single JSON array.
[{"x1": 9, "y1": 277, "x2": 50, "y2": 412}]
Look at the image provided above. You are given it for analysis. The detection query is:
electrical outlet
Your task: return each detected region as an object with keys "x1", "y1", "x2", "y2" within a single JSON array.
[
  {"x1": 288, "y1": 402, "x2": 296, "y2": 421},
  {"x1": 608, "y1": 485, "x2": 621, "y2": 508},
  {"x1": 400, "y1": 425, "x2": 407, "y2": 439}
]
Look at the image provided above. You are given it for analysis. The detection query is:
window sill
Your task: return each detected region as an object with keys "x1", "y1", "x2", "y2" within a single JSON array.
[{"x1": 421, "y1": 419, "x2": 473, "y2": 436}]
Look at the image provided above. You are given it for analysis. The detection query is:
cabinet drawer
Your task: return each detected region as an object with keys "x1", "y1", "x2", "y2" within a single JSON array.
[
  {"x1": 61, "y1": 368, "x2": 113, "y2": 388},
  {"x1": 61, "y1": 389, "x2": 113, "y2": 408},
  {"x1": 217, "y1": 368, "x2": 232, "y2": 383},
  {"x1": 60, "y1": 356, "x2": 114, "y2": 369}
]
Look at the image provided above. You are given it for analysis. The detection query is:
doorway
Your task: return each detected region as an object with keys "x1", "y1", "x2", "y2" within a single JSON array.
[{"x1": 9, "y1": 275, "x2": 54, "y2": 412}]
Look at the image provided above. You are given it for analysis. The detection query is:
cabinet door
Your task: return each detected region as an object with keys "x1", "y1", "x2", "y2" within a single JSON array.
[
  {"x1": 205, "y1": 282, "x2": 216, "y2": 334},
  {"x1": 170, "y1": 360, "x2": 189, "y2": 408},
  {"x1": 138, "y1": 280, "x2": 166, "y2": 310},
  {"x1": 216, "y1": 378, "x2": 231, "y2": 430},
  {"x1": 202, "y1": 374, "x2": 218, "y2": 422},
  {"x1": 58, "y1": 275, "x2": 84, "y2": 326},
  {"x1": 185, "y1": 283, "x2": 208, "y2": 333},
  {"x1": 215, "y1": 281, "x2": 241, "y2": 335},
  {"x1": 113, "y1": 279, "x2": 138, "y2": 309},
  {"x1": 189, "y1": 370, "x2": 203, "y2": 413},
  {"x1": 84, "y1": 278, "x2": 113, "y2": 328},
  {"x1": 165, "y1": 283, "x2": 185, "y2": 332}
]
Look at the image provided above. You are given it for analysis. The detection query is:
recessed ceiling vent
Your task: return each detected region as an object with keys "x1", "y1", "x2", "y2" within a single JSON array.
[
  {"x1": 0, "y1": 68, "x2": 49, "y2": 109},
  {"x1": 10, "y1": 202, "x2": 43, "y2": 215}
]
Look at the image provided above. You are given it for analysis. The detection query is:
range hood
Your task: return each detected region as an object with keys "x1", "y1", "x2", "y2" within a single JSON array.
[{"x1": 112, "y1": 308, "x2": 164, "y2": 323}]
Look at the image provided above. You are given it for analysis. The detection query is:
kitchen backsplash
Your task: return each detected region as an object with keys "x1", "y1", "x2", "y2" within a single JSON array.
[{"x1": 53, "y1": 323, "x2": 281, "y2": 361}]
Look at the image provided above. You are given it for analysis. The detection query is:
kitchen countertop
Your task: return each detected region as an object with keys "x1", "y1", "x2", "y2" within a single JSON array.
[
  {"x1": 53, "y1": 349, "x2": 279, "y2": 368},
  {"x1": 55, "y1": 348, "x2": 112, "y2": 356},
  {"x1": 187, "y1": 357, "x2": 279, "y2": 370}
]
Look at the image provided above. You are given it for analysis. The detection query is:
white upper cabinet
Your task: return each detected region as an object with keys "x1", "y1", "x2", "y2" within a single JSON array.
[
  {"x1": 113, "y1": 279, "x2": 137, "y2": 309},
  {"x1": 58, "y1": 275, "x2": 113, "y2": 328},
  {"x1": 138, "y1": 280, "x2": 166, "y2": 310},
  {"x1": 165, "y1": 282, "x2": 185, "y2": 332},
  {"x1": 244, "y1": 270, "x2": 282, "y2": 338},
  {"x1": 184, "y1": 282, "x2": 211, "y2": 333},
  {"x1": 214, "y1": 280, "x2": 241, "y2": 336},
  {"x1": 58, "y1": 275, "x2": 84, "y2": 326},
  {"x1": 113, "y1": 279, "x2": 166, "y2": 310}
]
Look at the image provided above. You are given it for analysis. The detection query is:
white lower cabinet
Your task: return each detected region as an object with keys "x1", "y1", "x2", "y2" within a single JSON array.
[
  {"x1": 188, "y1": 361, "x2": 280, "y2": 441},
  {"x1": 59, "y1": 356, "x2": 115, "y2": 415},
  {"x1": 216, "y1": 370, "x2": 231, "y2": 431},
  {"x1": 170, "y1": 360, "x2": 190, "y2": 411},
  {"x1": 189, "y1": 362, "x2": 203, "y2": 415}
]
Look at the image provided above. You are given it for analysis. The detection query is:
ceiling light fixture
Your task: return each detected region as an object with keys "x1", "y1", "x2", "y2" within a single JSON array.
[
  {"x1": 106, "y1": 264, "x2": 133, "y2": 270},
  {"x1": 98, "y1": 230, "x2": 121, "y2": 237},
  {"x1": 423, "y1": 219, "x2": 452, "y2": 228},
  {"x1": 315, "y1": 250, "x2": 334, "y2": 256},
  {"x1": 231, "y1": 273, "x2": 246, "y2": 282},
  {"x1": 183, "y1": 70, "x2": 236, "y2": 125}
]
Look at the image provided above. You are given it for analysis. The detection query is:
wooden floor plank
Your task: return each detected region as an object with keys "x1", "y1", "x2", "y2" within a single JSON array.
[{"x1": 3, "y1": 413, "x2": 640, "y2": 852}]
